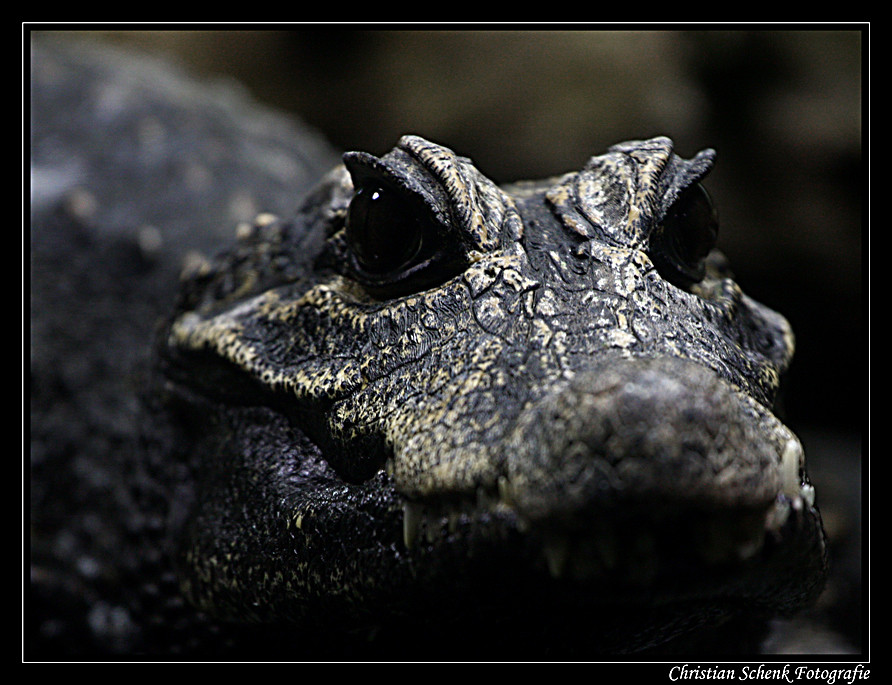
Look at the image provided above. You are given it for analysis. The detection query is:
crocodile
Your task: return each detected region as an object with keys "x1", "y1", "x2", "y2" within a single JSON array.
[{"x1": 151, "y1": 133, "x2": 828, "y2": 657}]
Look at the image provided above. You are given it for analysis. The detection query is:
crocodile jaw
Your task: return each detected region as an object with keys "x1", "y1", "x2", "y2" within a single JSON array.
[{"x1": 393, "y1": 356, "x2": 825, "y2": 601}]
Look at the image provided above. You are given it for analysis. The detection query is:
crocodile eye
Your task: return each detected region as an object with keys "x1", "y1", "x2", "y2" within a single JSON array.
[
  {"x1": 649, "y1": 183, "x2": 719, "y2": 288},
  {"x1": 346, "y1": 184, "x2": 424, "y2": 276},
  {"x1": 342, "y1": 181, "x2": 467, "y2": 297}
]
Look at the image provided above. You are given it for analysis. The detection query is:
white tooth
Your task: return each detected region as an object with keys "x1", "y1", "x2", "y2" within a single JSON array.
[
  {"x1": 448, "y1": 511, "x2": 460, "y2": 533},
  {"x1": 497, "y1": 476, "x2": 513, "y2": 505},
  {"x1": 542, "y1": 537, "x2": 571, "y2": 579},
  {"x1": 424, "y1": 513, "x2": 441, "y2": 543},
  {"x1": 801, "y1": 483, "x2": 815, "y2": 508},
  {"x1": 780, "y1": 438, "x2": 803, "y2": 499},
  {"x1": 403, "y1": 502, "x2": 423, "y2": 549},
  {"x1": 766, "y1": 497, "x2": 791, "y2": 532}
]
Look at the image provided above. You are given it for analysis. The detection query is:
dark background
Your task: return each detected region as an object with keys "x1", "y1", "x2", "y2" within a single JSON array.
[{"x1": 31, "y1": 27, "x2": 866, "y2": 654}]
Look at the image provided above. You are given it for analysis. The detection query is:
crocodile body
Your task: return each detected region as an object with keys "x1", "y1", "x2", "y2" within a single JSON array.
[
  {"x1": 155, "y1": 134, "x2": 827, "y2": 655},
  {"x1": 30, "y1": 38, "x2": 828, "y2": 659}
]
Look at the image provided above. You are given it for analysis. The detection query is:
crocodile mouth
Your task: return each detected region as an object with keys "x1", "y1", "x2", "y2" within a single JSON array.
[
  {"x1": 391, "y1": 454, "x2": 826, "y2": 650},
  {"x1": 161, "y1": 308, "x2": 826, "y2": 640},
  {"x1": 160, "y1": 352, "x2": 826, "y2": 653},
  {"x1": 390, "y1": 356, "x2": 827, "y2": 613},
  {"x1": 399, "y1": 457, "x2": 820, "y2": 587}
]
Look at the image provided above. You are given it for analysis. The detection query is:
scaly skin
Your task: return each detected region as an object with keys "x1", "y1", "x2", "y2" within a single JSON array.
[{"x1": 155, "y1": 135, "x2": 827, "y2": 655}]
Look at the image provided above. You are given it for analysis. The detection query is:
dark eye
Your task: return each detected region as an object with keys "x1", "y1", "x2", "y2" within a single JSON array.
[
  {"x1": 649, "y1": 183, "x2": 719, "y2": 288},
  {"x1": 343, "y1": 182, "x2": 467, "y2": 297},
  {"x1": 346, "y1": 184, "x2": 424, "y2": 276}
]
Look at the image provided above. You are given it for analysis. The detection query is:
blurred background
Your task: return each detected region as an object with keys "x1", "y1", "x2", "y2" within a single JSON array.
[{"x1": 31, "y1": 27, "x2": 866, "y2": 653}]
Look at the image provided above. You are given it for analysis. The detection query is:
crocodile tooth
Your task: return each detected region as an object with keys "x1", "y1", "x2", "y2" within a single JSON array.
[
  {"x1": 448, "y1": 511, "x2": 460, "y2": 534},
  {"x1": 542, "y1": 536, "x2": 571, "y2": 579},
  {"x1": 497, "y1": 476, "x2": 514, "y2": 505},
  {"x1": 800, "y1": 483, "x2": 815, "y2": 508},
  {"x1": 780, "y1": 437, "x2": 803, "y2": 500},
  {"x1": 766, "y1": 496, "x2": 791, "y2": 532},
  {"x1": 424, "y1": 513, "x2": 442, "y2": 543},
  {"x1": 403, "y1": 502, "x2": 423, "y2": 549},
  {"x1": 252, "y1": 211, "x2": 279, "y2": 227}
]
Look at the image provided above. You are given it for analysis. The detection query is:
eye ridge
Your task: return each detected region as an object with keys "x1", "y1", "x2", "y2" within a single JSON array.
[{"x1": 649, "y1": 183, "x2": 719, "y2": 289}]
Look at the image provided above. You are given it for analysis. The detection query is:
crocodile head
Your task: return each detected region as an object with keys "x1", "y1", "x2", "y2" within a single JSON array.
[{"x1": 157, "y1": 135, "x2": 827, "y2": 654}]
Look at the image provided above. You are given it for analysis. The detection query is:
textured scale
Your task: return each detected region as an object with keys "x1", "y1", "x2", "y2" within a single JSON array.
[{"x1": 156, "y1": 135, "x2": 827, "y2": 655}]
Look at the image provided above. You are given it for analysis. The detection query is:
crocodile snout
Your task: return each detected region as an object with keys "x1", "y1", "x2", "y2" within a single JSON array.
[
  {"x1": 506, "y1": 357, "x2": 790, "y2": 521},
  {"x1": 496, "y1": 356, "x2": 820, "y2": 579}
]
